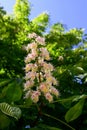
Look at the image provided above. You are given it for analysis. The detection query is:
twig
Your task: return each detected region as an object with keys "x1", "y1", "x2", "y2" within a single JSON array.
[{"x1": 43, "y1": 113, "x2": 76, "y2": 130}]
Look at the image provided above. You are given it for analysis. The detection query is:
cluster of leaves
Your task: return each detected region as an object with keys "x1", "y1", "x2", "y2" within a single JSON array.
[{"x1": 0, "y1": 0, "x2": 87, "y2": 130}]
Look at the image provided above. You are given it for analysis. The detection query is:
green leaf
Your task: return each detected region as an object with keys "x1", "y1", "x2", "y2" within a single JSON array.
[
  {"x1": 72, "y1": 94, "x2": 86, "y2": 102},
  {"x1": 0, "y1": 111, "x2": 11, "y2": 129},
  {"x1": 23, "y1": 98, "x2": 33, "y2": 107},
  {"x1": 29, "y1": 124, "x2": 61, "y2": 130},
  {"x1": 59, "y1": 95, "x2": 80, "y2": 108},
  {"x1": 0, "y1": 79, "x2": 11, "y2": 87},
  {"x1": 2, "y1": 81, "x2": 22, "y2": 102},
  {"x1": 0, "y1": 102, "x2": 21, "y2": 120},
  {"x1": 29, "y1": 128, "x2": 39, "y2": 130},
  {"x1": 58, "y1": 95, "x2": 86, "y2": 108},
  {"x1": 84, "y1": 77, "x2": 87, "y2": 84},
  {"x1": 76, "y1": 67, "x2": 84, "y2": 73},
  {"x1": 65, "y1": 99, "x2": 85, "y2": 122},
  {"x1": 38, "y1": 124, "x2": 61, "y2": 130}
]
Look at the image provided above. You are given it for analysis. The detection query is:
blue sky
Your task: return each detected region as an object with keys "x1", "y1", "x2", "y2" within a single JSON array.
[{"x1": 0, "y1": 0, "x2": 87, "y2": 31}]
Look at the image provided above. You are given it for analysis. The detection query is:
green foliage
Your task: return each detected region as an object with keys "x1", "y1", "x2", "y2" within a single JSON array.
[
  {"x1": 0, "y1": 102, "x2": 21, "y2": 120},
  {"x1": 0, "y1": 0, "x2": 87, "y2": 129},
  {"x1": 65, "y1": 99, "x2": 85, "y2": 122},
  {"x1": 0, "y1": 79, "x2": 11, "y2": 88},
  {"x1": 31, "y1": 12, "x2": 49, "y2": 33},
  {"x1": 14, "y1": 0, "x2": 30, "y2": 21},
  {"x1": 29, "y1": 124, "x2": 62, "y2": 130},
  {"x1": 0, "y1": 111, "x2": 11, "y2": 129},
  {"x1": 58, "y1": 95, "x2": 85, "y2": 108},
  {"x1": 2, "y1": 81, "x2": 22, "y2": 102}
]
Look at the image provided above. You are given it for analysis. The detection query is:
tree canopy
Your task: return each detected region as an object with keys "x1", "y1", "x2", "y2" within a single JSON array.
[{"x1": 0, "y1": 0, "x2": 87, "y2": 130}]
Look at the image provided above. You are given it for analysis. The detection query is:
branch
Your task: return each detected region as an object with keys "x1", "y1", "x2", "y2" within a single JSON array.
[{"x1": 43, "y1": 113, "x2": 76, "y2": 130}]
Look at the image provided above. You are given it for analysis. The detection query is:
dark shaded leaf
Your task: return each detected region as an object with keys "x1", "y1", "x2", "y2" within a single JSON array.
[
  {"x1": 0, "y1": 111, "x2": 11, "y2": 129},
  {"x1": 2, "y1": 81, "x2": 22, "y2": 102}
]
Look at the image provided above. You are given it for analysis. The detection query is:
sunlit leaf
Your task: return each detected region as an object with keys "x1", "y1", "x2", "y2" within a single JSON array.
[
  {"x1": 0, "y1": 102, "x2": 21, "y2": 120},
  {"x1": 65, "y1": 99, "x2": 85, "y2": 122}
]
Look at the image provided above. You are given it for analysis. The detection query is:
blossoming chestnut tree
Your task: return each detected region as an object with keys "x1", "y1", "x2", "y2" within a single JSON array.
[{"x1": 24, "y1": 33, "x2": 59, "y2": 103}]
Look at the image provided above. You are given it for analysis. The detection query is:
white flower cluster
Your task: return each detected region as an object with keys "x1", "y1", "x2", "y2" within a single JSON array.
[{"x1": 24, "y1": 33, "x2": 59, "y2": 103}]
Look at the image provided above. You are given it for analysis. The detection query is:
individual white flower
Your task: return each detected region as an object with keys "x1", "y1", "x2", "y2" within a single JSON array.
[
  {"x1": 24, "y1": 90, "x2": 31, "y2": 99},
  {"x1": 39, "y1": 82, "x2": 49, "y2": 93},
  {"x1": 36, "y1": 36, "x2": 45, "y2": 45},
  {"x1": 50, "y1": 87, "x2": 59, "y2": 97},
  {"x1": 24, "y1": 63, "x2": 33, "y2": 72},
  {"x1": 45, "y1": 93, "x2": 53, "y2": 102},
  {"x1": 25, "y1": 72, "x2": 36, "y2": 80},
  {"x1": 58, "y1": 56, "x2": 64, "y2": 61},
  {"x1": 31, "y1": 91, "x2": 41, "y2": 103},
  {"x1": 42, "y1": 62, "x2": 54, "y2": 73},
  {"x1": 32, "y1": 64, "x2": 38, "y2": 72},
  {"x1": 26, "y1": 42, "x2": 37, "y2": 52},
  {"x1": 28, "y1": 33, "x2": 37, "y2": 39},
  {"x1": 24, "y1": 80, "x2": 34, "y2": 91},
  {"x1": 52, "y1": 77, "x2": 58, "y2": 85},
  {"x1": 40, "y1": 47, "x2": 50, "y2": 60},
  {"x1": 25, "y1": 51, "x2": 38, "y2": 62}
]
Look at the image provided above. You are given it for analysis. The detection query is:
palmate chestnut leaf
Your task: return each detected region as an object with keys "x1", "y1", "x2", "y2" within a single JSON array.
[{"x1": 0, "y1": 102, "x2": 21, "y2": 120}]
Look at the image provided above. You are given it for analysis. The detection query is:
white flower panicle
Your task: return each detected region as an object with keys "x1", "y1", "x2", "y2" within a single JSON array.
[{"x1": 24, "y1": 33, "x2": 59, "y2": 103}]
